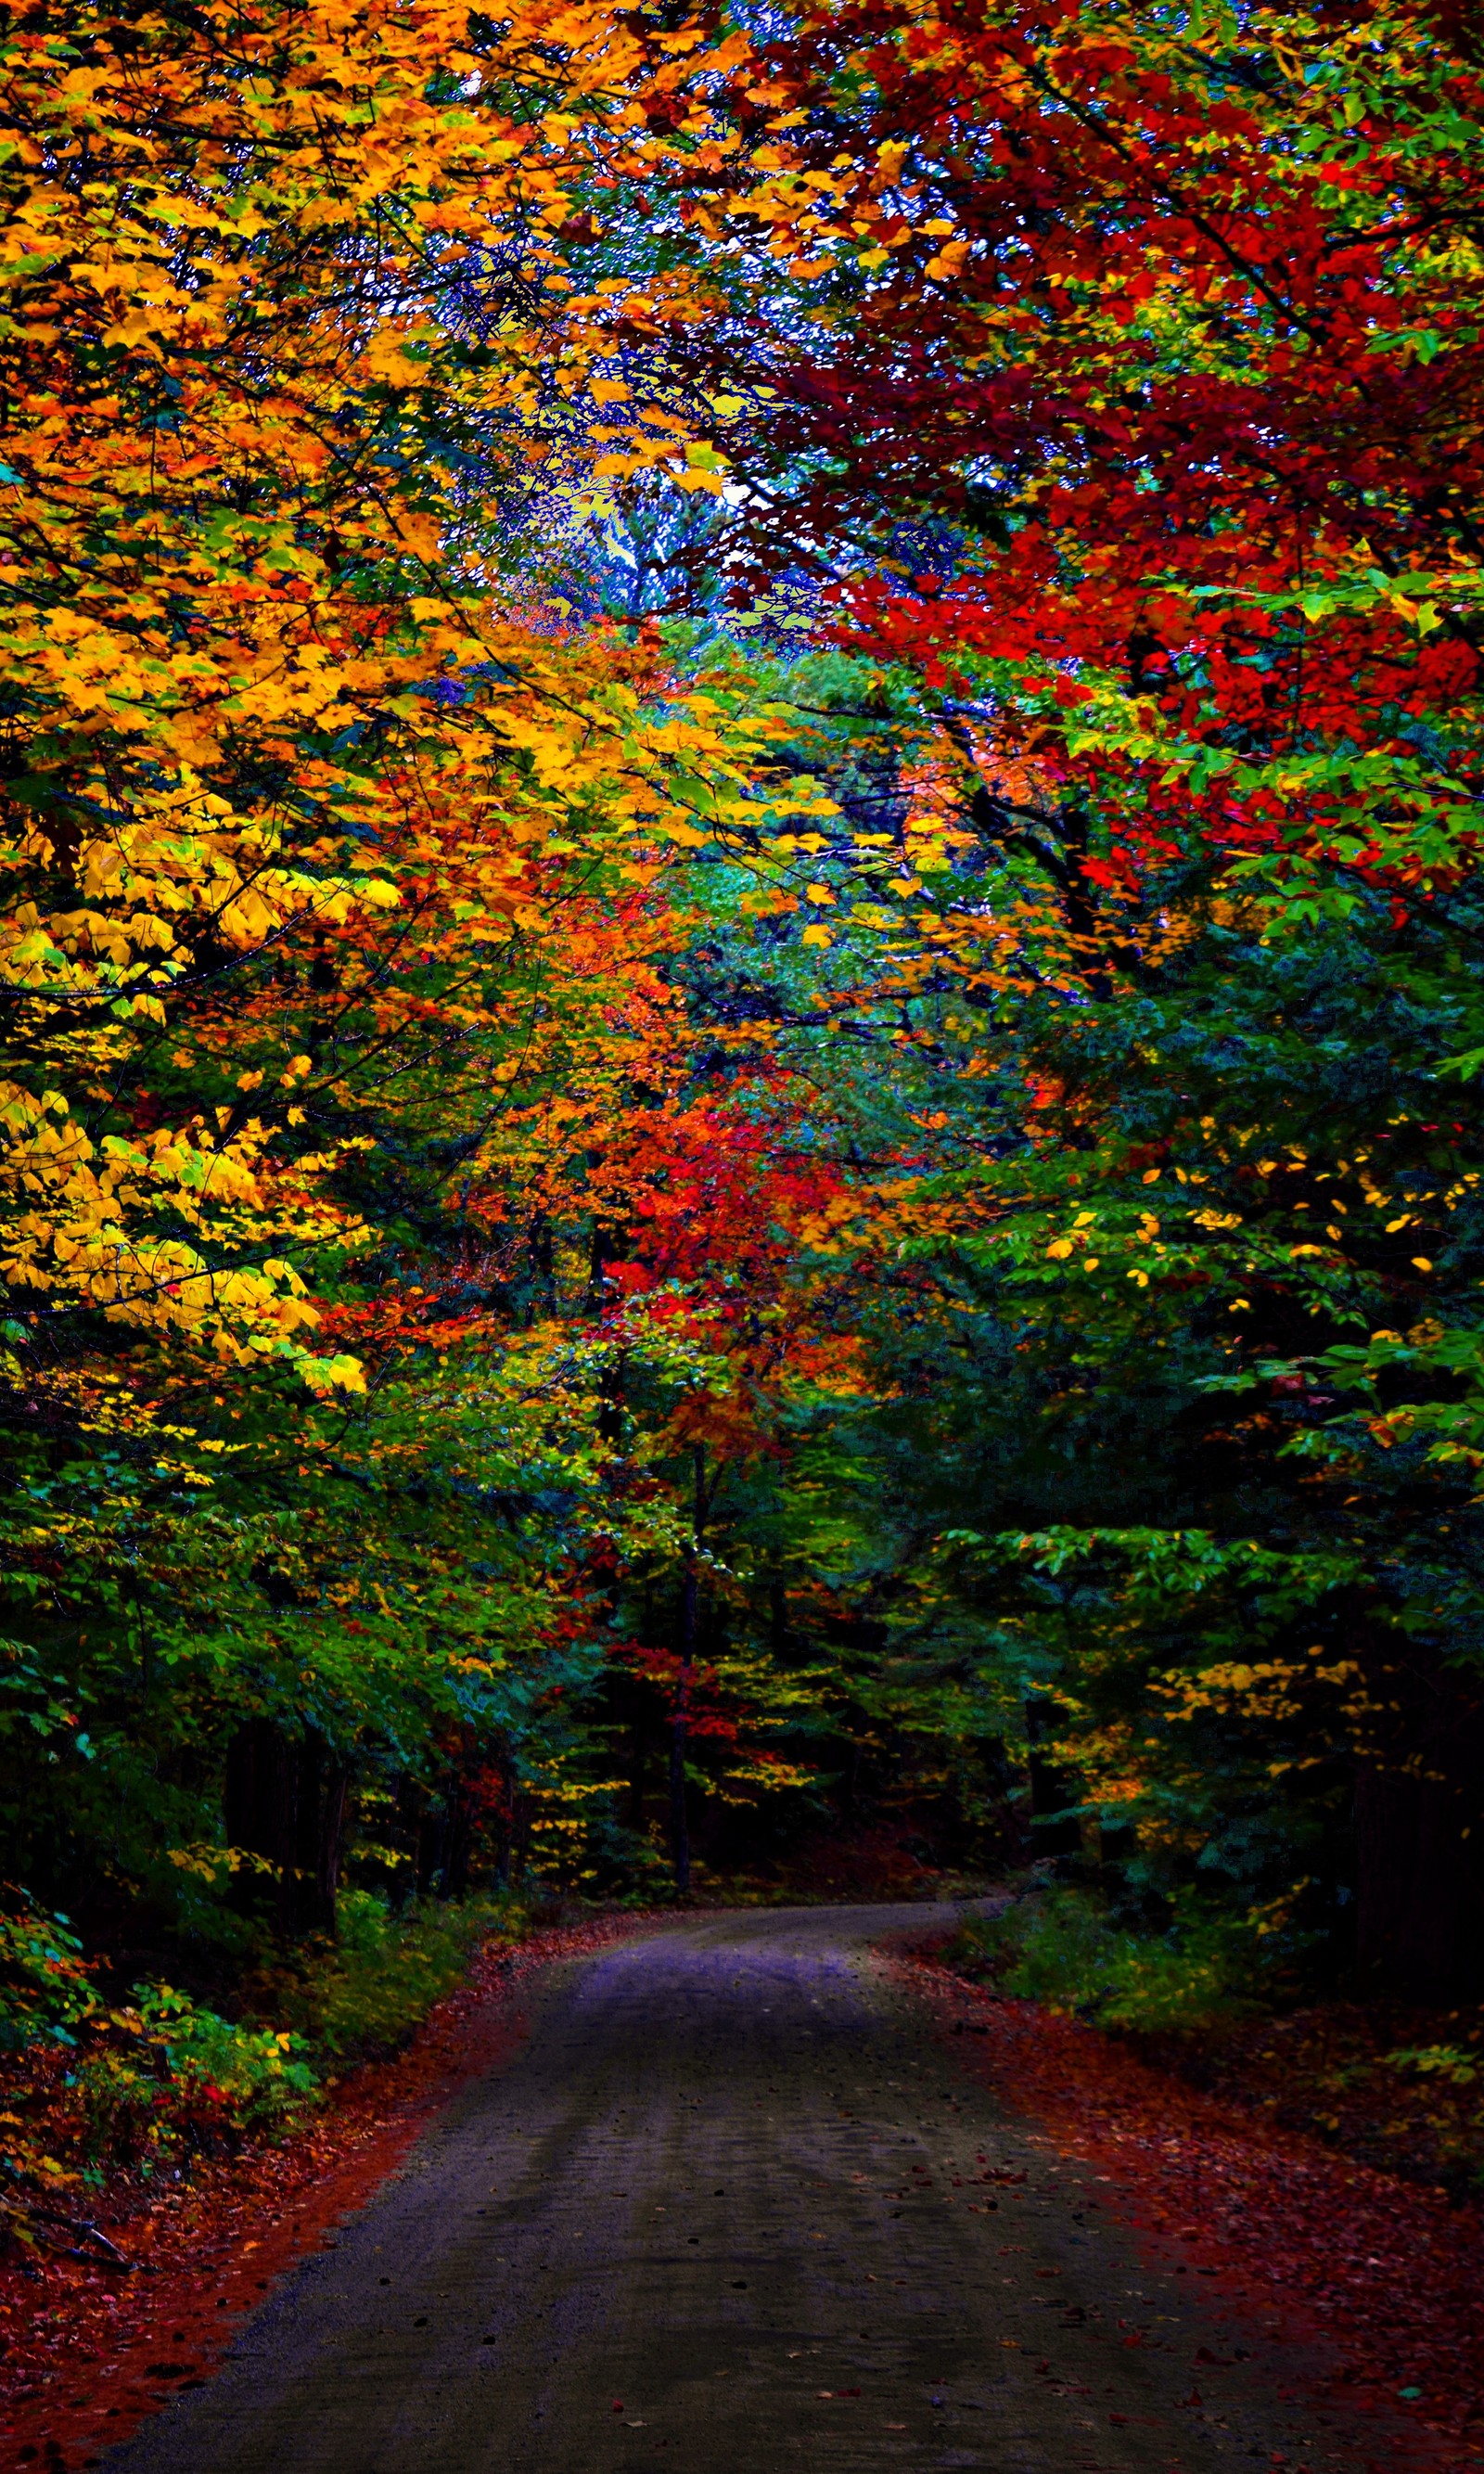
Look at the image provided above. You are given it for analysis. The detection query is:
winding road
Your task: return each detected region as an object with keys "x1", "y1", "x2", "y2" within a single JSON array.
[{"x1": 105, "y1": 1904, "x2": 1369, "y2": 2474}]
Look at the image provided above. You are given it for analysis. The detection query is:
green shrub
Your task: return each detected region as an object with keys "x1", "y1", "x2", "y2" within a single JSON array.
[
  {"x1": 1388, "y1": 2043, "x2": 1480, "y2": 2089},
  {"x1": 68, "y1": 1985, "x2": 318, "y2": 2163},
  {"x1": 0, "y1": 1888, "x2": 98, "y2": 2051},
  {"x1": 948, "y1": 1886, "x2": 1263, "y2": 2033},
  {"x1": 5, "y1": 1892, "x2": 528, "y2": 2191},
  {"x1": 135, "y1": 1984, "x2": 318, "y2": 2121},
  {"x1": 264, "y1": 1892, "x2": 523, "y2": 2060}
]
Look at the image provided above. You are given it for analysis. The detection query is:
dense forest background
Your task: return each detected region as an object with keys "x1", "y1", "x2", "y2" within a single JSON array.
[{"x1": 4, "y1": 0, "x2": 1484, "y2": 2177}]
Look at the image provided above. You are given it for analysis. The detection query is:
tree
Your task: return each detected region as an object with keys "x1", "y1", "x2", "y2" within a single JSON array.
[
  {"x1": 0, "y1": 0, "x2": 821, "y2": 1945},
  {"x1": 645, "y1": 1, "x2": 1484, "y2": 1987},
  {"x1": 7, "y1": 0, "x2": 1484, "y2": 2034}
]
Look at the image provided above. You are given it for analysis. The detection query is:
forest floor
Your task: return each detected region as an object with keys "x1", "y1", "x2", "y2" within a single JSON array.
[
  {"x1": 1, "y1": 1900, "x2": 1477, "y2": 2474},
  {"x1": 1131, "y1": 1999, "x2": 1484, "y2": 2198},
  {"x1": 0, "y1": 1900, "x2": 1478, "y2": 2473},
  {"x1": 0, "y1": 1912, "x2": 657, "y2": 2472},
  {"x1": 902, "y1": 1942, "x2": 1484, "y2": 2470}
]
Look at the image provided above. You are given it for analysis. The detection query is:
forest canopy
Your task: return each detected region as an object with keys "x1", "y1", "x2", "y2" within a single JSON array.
[{"x1": 4, "y1": 0, "x2": 1483, "y2": 2139}]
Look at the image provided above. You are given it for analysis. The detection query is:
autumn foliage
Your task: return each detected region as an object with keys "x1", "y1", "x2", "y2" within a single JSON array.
[{"x1": 4, "y1": 0, "x2": 1484, "y2": 2247}]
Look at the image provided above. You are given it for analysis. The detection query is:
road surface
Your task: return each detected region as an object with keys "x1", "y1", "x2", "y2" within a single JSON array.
[{"x1": 106, "y1": 1904, "x2": 1367, "y2": 2473}]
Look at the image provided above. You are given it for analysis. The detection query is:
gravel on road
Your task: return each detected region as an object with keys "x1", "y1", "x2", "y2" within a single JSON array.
[{"x1": 102, "y1": 1903, "x2": 1388, "y2": 2474}]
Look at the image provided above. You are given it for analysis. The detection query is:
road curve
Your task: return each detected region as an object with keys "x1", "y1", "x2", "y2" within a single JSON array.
[{"x1": 105, "y1": 1904, "x2": 1365, "y2": 2474}]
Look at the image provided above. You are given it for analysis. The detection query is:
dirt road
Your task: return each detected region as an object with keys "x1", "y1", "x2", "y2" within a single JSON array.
[{"x1": 104, "y1": 1904, "x2": 1373, "y2": 2473}]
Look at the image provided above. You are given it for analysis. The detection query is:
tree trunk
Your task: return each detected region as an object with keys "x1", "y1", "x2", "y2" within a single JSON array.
[
  {"x1": 414, "y1": 1786, "x2": 448, "y2": 1899},
  {"x1": 1352, "y1": 1639, "x2": 1484, "y2": 2001},
  {"x1": 1024, "y1": 1698, "x2": 1081, "y2": 1857},
  {"x1": 438, "y1": 1772, "x2": 472, "y2": 1900},
  {"x1": 628, "y1": 1720, "x2": 647, "y2": 1833},
  {"x1": 224, "y1": 1718, "x2": 291, "y2": 1912},
  {"x1": 669, "y1": 1557, "x2": 696, "y2": 1898},
  {"x1": 224, "y1": 1722, "x2": 346, "y2": 1938},
  {"x1": 669, "y1": 1443, "x2": 706, "y2": 1898},
  {"x1": 490, "y1": 1750, "x2": 518, "y2": 1886},
  {"x1": 302, "y1": 1748, "x2": 347, "y2": 1936}
]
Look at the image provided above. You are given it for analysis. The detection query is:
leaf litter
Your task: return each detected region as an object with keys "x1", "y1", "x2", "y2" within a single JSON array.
[
  {"x1": 901, "y1": 1947, "x2": 1484, "y2": 2472},
  {"x1": 0, "y1": 1916, "x2": 655, "y2": 2471}
]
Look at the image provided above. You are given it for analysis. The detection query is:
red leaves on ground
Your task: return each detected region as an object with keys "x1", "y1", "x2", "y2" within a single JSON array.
[
  {"x1": 904, "y1": 1951, "x2": 1484, "y2": 2472},
  {"x1": 0, "y1": 1916, "x2": 654, "y2": 2473}
]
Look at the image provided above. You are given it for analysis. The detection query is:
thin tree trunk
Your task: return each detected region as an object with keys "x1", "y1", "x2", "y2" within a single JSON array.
[
  {"x1": 315, "y1": 1762, "x2": 349, "y2": 1937},
  {"x1": 628, "y1": 1719, "x2": 647, "y2": 1832},
  {"x1": 669, "y1": 1562, "x2": 696, "y2": 1898},
  {"x1": 1351, "y1": 1626, "x2": 1484, "y2": 2000},
  {"x1": 492, "y1": 1751, "x2": 518, "y2": 1886},
  {"x1": 224, "y1": 1723, "x2": 345, "y2": 1937},
  {"x1": 439, "y1": 1788, "x2": 471, "y2": 1900},
  {"x1": 669, "y1": 1443, "x2": 705, "y2": 1897}
]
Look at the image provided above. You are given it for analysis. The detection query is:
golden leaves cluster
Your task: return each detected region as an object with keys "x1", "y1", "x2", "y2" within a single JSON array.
[{"x1": 0, "y1": 0, "x2": 798, "y2": 1392}]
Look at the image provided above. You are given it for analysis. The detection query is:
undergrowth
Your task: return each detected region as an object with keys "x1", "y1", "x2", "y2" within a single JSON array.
[
  {"x1": 946, "y1": 1882, "x2": 1269, "y2": 2033},
  {"x1": 0, "y1": 1884, "x2": 537, "y2": 2251},
  {"x1": 943, "y1": 1882, "x2": 1484, "y2": 2192},
  {"x1": 253, "y1": 1889, "x2": 526, "y2": 2061}
]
